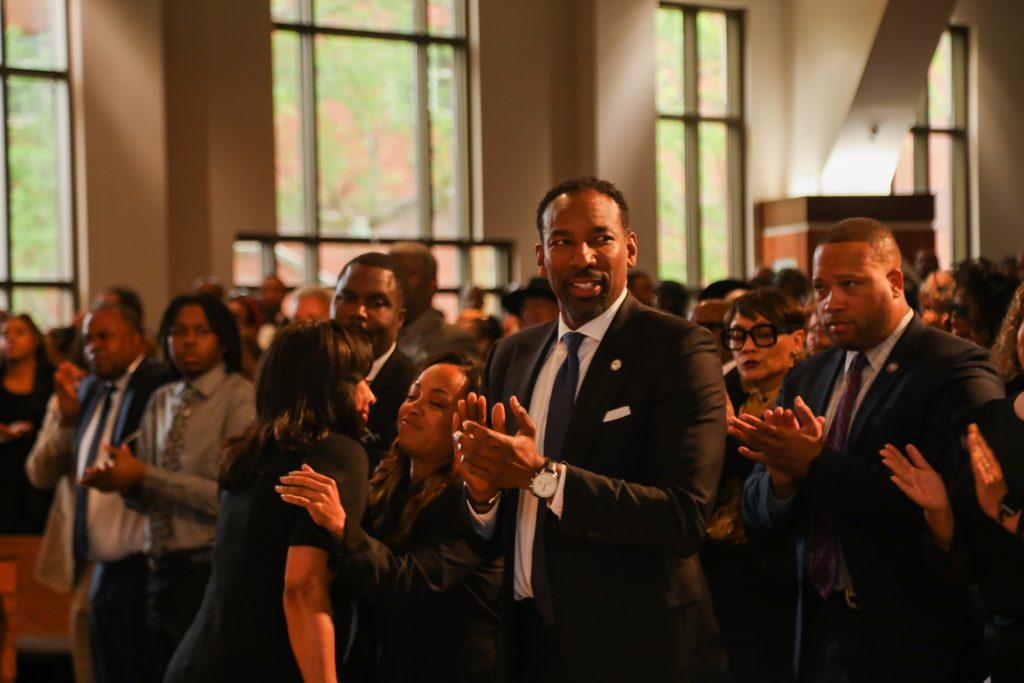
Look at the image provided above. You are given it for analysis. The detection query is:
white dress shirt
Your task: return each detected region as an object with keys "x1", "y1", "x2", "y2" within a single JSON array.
[
  {"x1": 76, "y1": 355, "x2": 147, "y2": 562},
  {"x1": 471, "y1": 287, "x2": 628, "y2": 601},
  {"x1": 367, "y1": 341, "x2": 398, "y2": 382}
]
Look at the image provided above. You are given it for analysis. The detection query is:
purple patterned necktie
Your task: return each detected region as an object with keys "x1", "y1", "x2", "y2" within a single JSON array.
[{"x1": 808, "y1": 352, "x2": 868, "y2": 599}]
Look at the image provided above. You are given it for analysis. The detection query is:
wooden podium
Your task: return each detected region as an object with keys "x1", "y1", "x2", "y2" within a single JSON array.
[{"x1": 754, "y1": 195, "x2": 936, "y2": 272}]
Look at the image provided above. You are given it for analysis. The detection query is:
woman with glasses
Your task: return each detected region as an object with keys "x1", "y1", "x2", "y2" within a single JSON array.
[{"x1": 701, "y1": 287, "x2": 806, "y2": 683}]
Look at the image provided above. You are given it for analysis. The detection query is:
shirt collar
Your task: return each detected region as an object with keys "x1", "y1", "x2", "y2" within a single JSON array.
[
  {"x1": 368, "y1": 342, "x2": 397, "y2": 382},
  {"x1": 110, "y1": 354, "x2": 146, "y2": 392},
  {"x1": 844, "y1": 308, "x2": 914, "y2": 372},
  {"x1": 183, "y1": 362, "x2": 227, "y2": 398},
  {"x1": 556, "y1": 286, "x2": 629, "y2": 346}
]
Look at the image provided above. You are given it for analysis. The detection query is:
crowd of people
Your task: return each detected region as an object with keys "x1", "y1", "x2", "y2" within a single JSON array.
[{"x1": 1, "y1": 175, "x2": 1023, "y2": 682}]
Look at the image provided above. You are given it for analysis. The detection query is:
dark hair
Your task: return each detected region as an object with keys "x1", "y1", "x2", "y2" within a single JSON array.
[
  {"x1": 991, "y1": 281, "x2": 1024, "y2": 381},
  {"x1": 220, "y1": 320, "x2": 373, "y2": 490},
  {"x1": 88, "y1": 302, "x2": 143, "y2": 335},
  {"x1": 0, "y1": 313, "x2": 55, "y2": 416},
  {"x1": 655, "y1": 280, "x2": 690, "y2": 317},
  {"x1": 773, "y1": 268, "x2": 812, "y2": 306},
  {"x1": 627, "y1": 270, "x2": 652, "y2": 288},
  {"x1": 367, "y1": 351, "x2": 481, "y2": 545},
  {"x1": 954, "y1": 258, "x2": 1020, "y2": 348},
  {"x1": 339, "y1": 251, "x2": 410, "y2": 307},
  {"x1": 724, "y1": 287, "x2": 807, "y2": 333},
  {"x1": 227, "y1": 292, "x2": 264, "y2": 328},
  {"x1": 817, "y1": 217, "x2": 901, "y2": 264},
  {"x1": 535, "y1": 176, "x2": 630, "y2": 239},
  {"x1": 158, "y1": 294, "x2": 243, "y2": 377},
  {"x1": 101, "y1": 286, "x2": 145, "y2": 327}
]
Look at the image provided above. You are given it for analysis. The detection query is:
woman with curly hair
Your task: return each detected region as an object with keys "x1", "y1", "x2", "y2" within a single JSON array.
[
  {"x1": 951, "y1": 258, "x2": 1020, "y2": 348},
  {"x1": 991, "y1": 282, "x2": 1024, "y2": 393},
  {"x1": 279, "y1": 352, "x2": 501, "y2": 682},
  {"x1": 882, "y1": 281, "x2": 1024, "y2": 681},
  {"x1": 166, "y1": 320, "x2": 375, "y2": 683}
]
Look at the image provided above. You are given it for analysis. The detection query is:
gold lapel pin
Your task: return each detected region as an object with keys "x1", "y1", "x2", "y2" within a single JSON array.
[
  {"x1": 886, "y1": 362, "x2": 899, "y2": 373},
  {"x1": 610, "y1": 359, "x2": 622, "y2": 372}
]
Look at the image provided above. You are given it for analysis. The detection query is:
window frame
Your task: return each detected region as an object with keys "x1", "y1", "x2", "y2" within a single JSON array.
[
  {"x1": 893, "y1": 26, "x2": 969, "y2": 265},
  {"x1": 0, "y1": 0, "x2": 79, "y2": 322},
  {"x1": 656, "y1": 2, "x2": 746, "y2": 288},
  {"x1": 272, "y1": 0, "x2": 471, "y2": 242}
]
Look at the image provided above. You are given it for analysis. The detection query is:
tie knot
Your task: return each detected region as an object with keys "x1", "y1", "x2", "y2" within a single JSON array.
[
  {"x1": 850, "y1": 352, "x2": 869, "y2": 374},
  {"x1": 562, "y1": 331, "x2": 585, "y2": 357}
]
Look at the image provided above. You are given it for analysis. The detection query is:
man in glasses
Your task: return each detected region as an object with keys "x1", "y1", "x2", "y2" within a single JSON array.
[{"x1": 732, "y1": 218, "x2": 1003, "y2": 682}]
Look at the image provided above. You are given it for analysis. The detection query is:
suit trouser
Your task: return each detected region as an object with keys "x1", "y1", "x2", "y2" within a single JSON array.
[
  {"x1": 89, "y1": 554, "x2": 156, "y2": 683},
  {"x1": 71, "y1": 563, "x2": 95, "y2": 683},
  {"x1": 145, "y1": 554, "x2": 211, "y2": 680},
  {"x1": 511, "y1": 599, "x2": 569, "y2": 683}
]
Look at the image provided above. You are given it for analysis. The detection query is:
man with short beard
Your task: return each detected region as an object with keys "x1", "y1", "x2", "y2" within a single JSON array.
[
  {"x1": 457, "y1": 176, "x2": 729, "y2": 682},
  {"x1": 332, "y1": 253, "x2": 417, "y2": 470},
  {"x1": 734, "y1": 218, "x2": 1004, "y2": 681}
]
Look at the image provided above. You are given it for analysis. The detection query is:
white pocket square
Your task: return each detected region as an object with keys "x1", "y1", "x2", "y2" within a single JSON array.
[{"x1": 602, "y1": 406, "x2": 632, "y2": 423}]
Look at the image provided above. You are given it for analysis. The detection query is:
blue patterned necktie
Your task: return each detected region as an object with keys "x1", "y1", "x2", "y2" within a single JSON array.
[
  {"x1": 73, "y1": 385, "x2": 116, "y2": 566},
  {"x1": 532, "y1": 331, "x2": 585, "y2": 625},
  {"x1": 808, "y1": 352, "x2": 868, "y2": 599}
]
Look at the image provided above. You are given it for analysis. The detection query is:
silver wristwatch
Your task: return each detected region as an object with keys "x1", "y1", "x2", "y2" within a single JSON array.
[{"x1": 529, "y1": 459, "x2": 560, "y2": 499}]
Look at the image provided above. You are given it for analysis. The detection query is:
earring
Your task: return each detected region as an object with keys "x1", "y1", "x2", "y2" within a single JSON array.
[{"x1": 791, "y1": 349, "x2": 800, "y2": 361}]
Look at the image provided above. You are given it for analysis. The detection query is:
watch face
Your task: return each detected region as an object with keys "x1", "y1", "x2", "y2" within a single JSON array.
[{"x1": 532, "y1": 471, "x2": 558, "y2": 498}]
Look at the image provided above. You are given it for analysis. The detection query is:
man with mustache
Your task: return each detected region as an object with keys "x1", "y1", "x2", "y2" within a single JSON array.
[
  {"x1": 733, "y1": 218, "x2": 1004, "y2": 682},
  {"x1": 457, "y1": 176, "x2": 729, "y2": 682}
]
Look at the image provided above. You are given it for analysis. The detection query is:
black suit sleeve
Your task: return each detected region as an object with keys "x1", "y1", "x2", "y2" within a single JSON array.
[
  {"x1": 557, "y1": 324, "x2": 727, "y2": 558},
  {"x1": 805, "y1": 348, "x2": 1003, "y2": 523},
  {"x1": 335, "y1": 486, "x2": 487, "y2": 613}
]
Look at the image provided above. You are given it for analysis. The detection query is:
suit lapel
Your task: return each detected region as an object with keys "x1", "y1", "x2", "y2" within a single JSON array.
[
  {"x1": 560, "y1": 297, "x2": 641, "y2": 468},
  {"x1": 844, "y1": 317, "x2": 921, "y2": 453},
  {"x1": 505, "y1": 324, "x2": 557, "y2": 426},
  {"x1": 799, "y1": 348, "x2": 845, "y2": 417}
]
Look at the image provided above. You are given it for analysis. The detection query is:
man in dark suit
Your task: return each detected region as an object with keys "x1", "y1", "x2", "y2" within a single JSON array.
[
  {"x1": 734, "y1": 218, "x2": 1004, "y2": 682},
  {"x1": 332, "y1": 252, "x2": 418, "y2": 469},
  {"x1": 27, "y1": 302, "x2": 169, "y2": 683},
  {"x1": 456, "y1": 176, "x2": 728, "y2": 682}
]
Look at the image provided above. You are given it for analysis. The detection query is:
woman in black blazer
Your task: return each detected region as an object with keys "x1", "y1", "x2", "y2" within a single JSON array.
[
  {"x1": 279, "y1": 351, "x2": 501, "y2": 682},
  {"x1": 701, "y1": 287, "x2": 806, "y2": 683}
]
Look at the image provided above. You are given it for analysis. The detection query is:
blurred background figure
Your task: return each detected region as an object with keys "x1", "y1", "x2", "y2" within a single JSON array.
[
  {"x1": 699, "y1": 279, "x2": 750, "y2": 303},
  {"x1": 457, "y1": 282, "x2": 486, "y2": 327},
  {"x1": 704, "y1": 287, "x2": 806, "y2": 683},
  {"x1": 389, "y1": 242, "x2": 477, "y2": 366},
  {"x1": 0, "y1": 313, "x2": 55, "y2": 534},
  {"x1": 501, "y1": 276, "x2": 559, "y2": 330},
  {"x1": 467, "y1": 315, "x2": 502, "y2": 358},
  {"x1": 919, "y1": 270, "x2": 955, "y2": 330},
  {"x1": 292, "y1": 286, "x2": 332, "y2": 322},
  {"x1": 749, "y1": 266, "x2": 775, "y2": 289},
  {"x1": 190, "y1": 276, "x2": 225, "y2": 301},
  {"x1": 93, "y1": 285, "x2": 159, "y2": 357},
  {"x1": 257, "y1": 275, "x2": 290, "y2": 349},
  {"x1": 627, "y1": 270, "x2": 656, "y2": 306},
  {"x1": 773, "y1": 267, "x2": 812, "y2": 306},
  {"x1": 689, "y1": 300, "x2": 733, "y2": 371},
  {"x1": 951, "y1": 258, "x2": 1020, "y2": 348},
  {"x1": 227, "y1": 292, "x2": 265, "y2": 380},
  {"x1": 654, "y1": 280, "x2": 690, "y2": 318},
  {"x1": 805, "y1": 309, "x2": 833, "y2": 355},
  {"x1": 915, "y1": 248, "x2": 940, "y2": 280}
]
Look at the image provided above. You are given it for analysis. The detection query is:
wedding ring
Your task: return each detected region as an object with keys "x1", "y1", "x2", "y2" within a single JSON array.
[{"x1": 983, "y1": 462, "x2": 991, "y2": 469}]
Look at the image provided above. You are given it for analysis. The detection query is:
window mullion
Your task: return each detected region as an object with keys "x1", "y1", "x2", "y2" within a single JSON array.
[
  {"x1": 682, "y1": 11, "x2": 701, "y2": 287},
  {"x1": 415, "y1": 41, "x2": 431, "y2": 239},
  {"x1": 299, "y1": 29, "x2": 319, "y2": 236}
]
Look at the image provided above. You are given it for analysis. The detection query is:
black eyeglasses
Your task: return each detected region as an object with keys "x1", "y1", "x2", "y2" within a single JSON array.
[{"x1": 721, "y1": 323, "x2": 781, "y2": 350}]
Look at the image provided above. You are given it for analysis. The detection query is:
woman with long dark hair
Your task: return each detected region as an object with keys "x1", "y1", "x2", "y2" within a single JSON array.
[
  {"x1": 0, "y1": 313, "x2": 55, "y2": 533},
  {"x1": 165, "y1": 320, "x2": 374, "y2": 683},
  {"x1": 279, "y1": 352, "x2": 501, "y2": 682}
]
